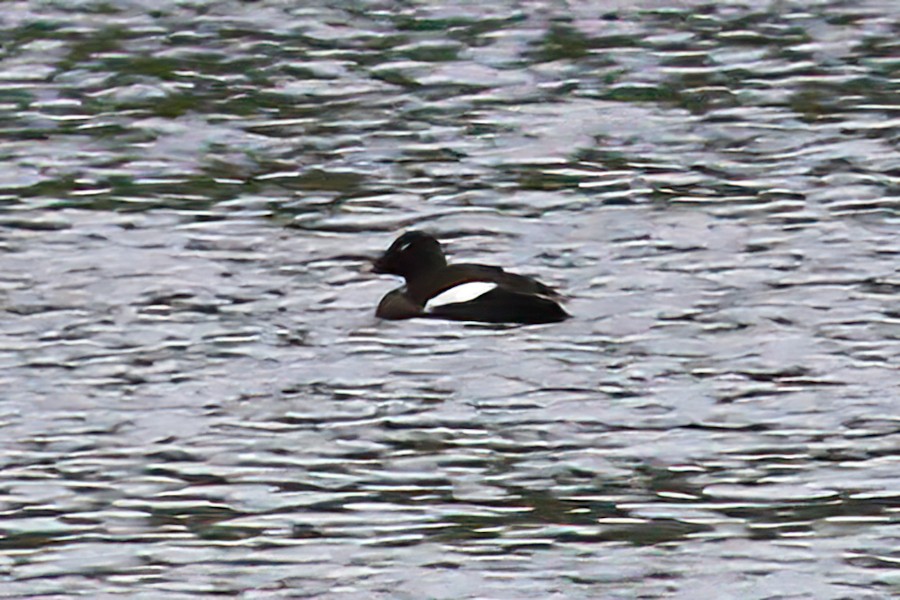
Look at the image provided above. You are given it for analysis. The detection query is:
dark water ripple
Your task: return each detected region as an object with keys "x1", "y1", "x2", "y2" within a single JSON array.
[{"x1": 1, "y1": 1, "x2": 899, "y2": 598}]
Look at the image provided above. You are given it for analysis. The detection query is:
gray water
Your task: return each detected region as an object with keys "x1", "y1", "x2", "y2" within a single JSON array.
[{"x1": 1, "y1": 1, "x2": 898, "y2": 598}]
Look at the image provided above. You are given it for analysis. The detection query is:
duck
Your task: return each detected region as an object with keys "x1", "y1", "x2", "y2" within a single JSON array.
[{"x1": 371, "y1": 231, "x2": 569, "y2": 324}]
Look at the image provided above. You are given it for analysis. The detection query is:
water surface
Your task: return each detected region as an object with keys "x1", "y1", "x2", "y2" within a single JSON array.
[{"x1": 1, "y1": 1, "x2": 898, "y2": 598}]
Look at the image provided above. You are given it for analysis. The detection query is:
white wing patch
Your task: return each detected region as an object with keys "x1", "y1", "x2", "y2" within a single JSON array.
[{"x1": 425, "y1": 281, "x2": 498, "y2": 312}]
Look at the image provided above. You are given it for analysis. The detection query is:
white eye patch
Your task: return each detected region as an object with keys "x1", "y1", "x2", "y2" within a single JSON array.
[{"x1": 425, "y1": 281, "x2": 498, "y2": 312}]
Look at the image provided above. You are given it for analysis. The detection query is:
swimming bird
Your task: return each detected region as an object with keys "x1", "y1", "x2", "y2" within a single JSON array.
[{"x1": 372, "y1": 231, "x2": 569, "y2": 324}]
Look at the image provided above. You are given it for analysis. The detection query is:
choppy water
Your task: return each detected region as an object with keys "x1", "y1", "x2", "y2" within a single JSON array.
[{"x1": 1, "y1": 1, "x2": 899, "y2": 598}]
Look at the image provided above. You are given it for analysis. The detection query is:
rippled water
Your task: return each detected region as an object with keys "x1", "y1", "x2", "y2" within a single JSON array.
[{"x1": 1, "y1": 1, "x2": 898, "y2": 598}]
